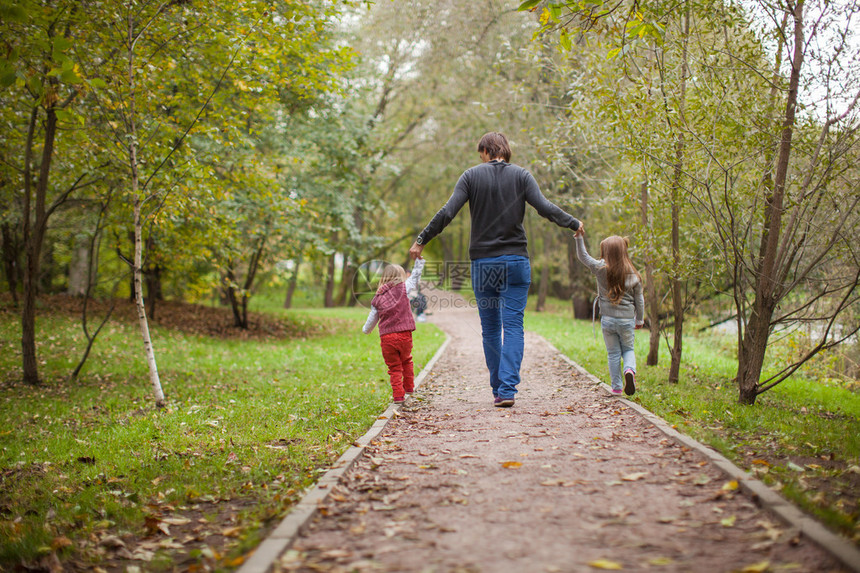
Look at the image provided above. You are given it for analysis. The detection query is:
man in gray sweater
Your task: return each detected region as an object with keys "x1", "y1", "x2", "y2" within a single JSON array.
[{"x1": 409, "y1": 132, "x2": 581, "y2": 407}]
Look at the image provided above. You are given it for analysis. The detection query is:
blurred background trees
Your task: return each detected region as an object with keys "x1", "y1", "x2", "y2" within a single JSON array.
[{"x1": 1, "y1": 0, "x2": 857, "y2": 404}]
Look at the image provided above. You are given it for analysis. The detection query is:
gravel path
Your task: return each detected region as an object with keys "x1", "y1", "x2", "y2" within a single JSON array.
[{"x1": 283, "y1": 288, "x2": 844, "y2": 573}]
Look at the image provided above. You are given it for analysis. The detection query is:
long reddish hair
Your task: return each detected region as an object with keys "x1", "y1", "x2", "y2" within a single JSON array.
[{"x1": 600, "y1": 236, "x2": 641, "y2": 304}]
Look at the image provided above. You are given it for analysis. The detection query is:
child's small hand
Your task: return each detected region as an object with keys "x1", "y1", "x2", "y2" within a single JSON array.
[{"x1": 635, "y1": 323, "x2": 644, "y2": 330}]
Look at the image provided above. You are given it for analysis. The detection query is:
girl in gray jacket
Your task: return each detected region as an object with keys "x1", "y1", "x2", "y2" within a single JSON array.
[{"x1": 574, "y1": 230, "x2": 644, "y2": 395}]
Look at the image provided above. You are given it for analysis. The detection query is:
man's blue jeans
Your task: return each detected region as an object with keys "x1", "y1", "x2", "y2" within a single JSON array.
[
  {"x1": 601, "y1": 316, "x2": 637, "y2": 391},
  {"x1": 471, "y1": 255, "x2": 531, "y2": 399}
]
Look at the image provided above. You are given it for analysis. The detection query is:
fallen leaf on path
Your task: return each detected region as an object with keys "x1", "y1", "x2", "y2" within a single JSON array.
[
  {"x1": 501, "y1": 461, "x2": 522, "y2": 469},
  {"x1": 787, "y1": 461, "x2": 804, "y2": 472},
  {"x1": 587, "y1": 558, "x2": 623, "y2": 570},
  {"x1": 129, "y1": 547, "x2": 155, "y2": 563},
  {"x1": 756, "y1": 520, "x2": 783, "y2": 541},
  {"x1": 693, "y1": 474, "x2": 712, "y2": 486},
  {"x1": 99, "y1": 535, "x2": 126, "y2": 549},
  {"x1": 621, "y1": 472, "x2": 647, "y2": 482},
  {"x1": 721, "y1": 515, "x2": 737, "y2": 527},
  {"x1": 460, "y1": 454, "x2": 477, "y2": 458},
  {"x1": 541, "y1": 479, "x2": 586, "y2": 487},
  {"x1": 221, "y1": 526, "x2": 242, "y2": 537},
  {"x1": 735, "y1": 561, "x2": 770, "y2": 573},
  {"x1": 722, "y1": 480, "x2": 739, "y2": 491},
  {"x1": 349, "y1": 523, "x2": 366, "y2": 535},
  {"x1": 657, "y1": 516, "x2": 677, "y2": 523},
  {"x1": 751, "y1": 459, "x2": 770, "y2": 466},
  {"x1": 161, "y1": 517, "x2": 191, "y2": 526},
  {"x1": 648, "y1": 557, "x2": 674, "y2": 565}
]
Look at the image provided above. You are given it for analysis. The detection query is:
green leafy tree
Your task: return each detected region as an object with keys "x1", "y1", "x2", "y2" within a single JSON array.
[
  {"x1": 520, "y1": 0, "x2": 860, "y2": 403},
  {"x1": 0, "y1": 1, "x2": 107, "y2": 384}
]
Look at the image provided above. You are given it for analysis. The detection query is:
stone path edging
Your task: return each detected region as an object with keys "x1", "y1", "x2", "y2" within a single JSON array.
[
  {"x1": 546, "y1": 339, "x2": 860, "y2": 573},
  {"x1": 237, "y1": 336, "x2": 451, "y2": 573}
]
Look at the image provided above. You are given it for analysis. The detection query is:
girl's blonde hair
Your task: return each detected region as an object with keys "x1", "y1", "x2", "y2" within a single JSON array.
[
  {"x1": 378, "y1": 263, "x2": 406, "y2": 289},
  {"x1": 599, "y1": 236, "x2": 642, "y2": 304}
]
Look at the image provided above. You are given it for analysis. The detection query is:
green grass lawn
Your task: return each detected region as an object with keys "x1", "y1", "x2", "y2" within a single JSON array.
[
  {"x1": 524, "y1": 301, "x2": 860, "y2": 541},
  {"x1": 0, "y1": 301, "x2": 443, "y2": 569}
]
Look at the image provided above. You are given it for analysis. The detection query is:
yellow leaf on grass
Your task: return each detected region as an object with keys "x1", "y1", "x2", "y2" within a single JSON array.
[
  {"x1": 501, "y1": 461, "x2": 522, "y2": 469},
  {"x1": 737, "y1": 561, "x2": 770, "y2": 573},
  {"x1": 587, "y1": 559, "x2": 623, "y2": 570}
]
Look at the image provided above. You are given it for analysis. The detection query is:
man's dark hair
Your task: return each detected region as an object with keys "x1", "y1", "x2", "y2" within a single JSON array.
[{"x1": 477, "y1": 132, "x2": 511, "y2": 162}]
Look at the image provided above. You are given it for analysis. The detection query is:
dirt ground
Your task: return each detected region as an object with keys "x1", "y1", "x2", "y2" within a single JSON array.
[{"x1": 280, "y1": 288, "x2": 846, "y2": 573}]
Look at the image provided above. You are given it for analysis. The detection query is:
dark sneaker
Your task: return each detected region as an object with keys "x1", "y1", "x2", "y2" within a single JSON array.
[
  {"x1": 623, "y1": 369, "x2": 636, "y2": 396},
  {"x1": 495, "y1": 398, "x2": 515, "y2": 408},
  {"x1": 494, "y1": 396, "x2": 502, "y2": 406}
]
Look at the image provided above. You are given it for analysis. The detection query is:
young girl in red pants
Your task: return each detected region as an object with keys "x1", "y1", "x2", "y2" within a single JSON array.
[{"x1": 362, "y1": 258, "x2": 425, "y2": 404}]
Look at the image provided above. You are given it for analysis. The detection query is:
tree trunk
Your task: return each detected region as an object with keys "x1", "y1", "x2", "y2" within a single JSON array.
[
  {"x1": 334, "y1": 255, "x2": 351, "y2": 306},
  {"x1": 1, "y1": 222, "x2": 20, "y2": 305},
  {"x1": 567, "y1": 235, "x2": 592, "y2": 319},
  {"x1": 667, "y1": 5, "x2": 690, "y2": 384},
  {"x1": 128, "y1": 19, "x2": 164, "y2": 407},
  {"x1": 71, "y1": 199, "x2": 114, "y2": 382},
  {"x1": 239, "y1": 238, "x2": 266, "y2": 328},
  {"x1": 535, "y1": 228, "x2": 551, "y2": 312},
  {"x1": 145, "y1": 264, "x2": 162, "y2": 321},
  {"x1": 128, "y1": 231, "x2": 137, "y2": 302},
  {"x1": 344, "y1": 263, "x2": 359, "y2": 307},
  {"x1": 133, "y1": 197, "x2": 165, "y2": 406},
  {"x1": 640, "y1": 180, "x2": 660, "y2": 366},
  {"x1": 736, "y1": 1, "x2": 805, "y2": 405},
  {"x1": 284, "y1": 256, "x2": 302, "y2": 309},
  {"x1": 438, "y1": 235, "x2": 455, "y2": 288},
  {"x1": 67, "y1": 235, "x2": 90, "y2": 297},
  {"x1": 225, "y1": 265, "x2": 245, "y2": 328},
  {"x1": 39, "y1": 240, "x2": 56, "y2": 293},
  {"x1": 737, "y1": 299, "x2": 776, "y2": 404},
  {"x1": 324, "y1": 251, "x2": 336, "y2": 308},
  {"x1": 21, "y1": 101, "x2": 56, "y2": 385}
]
